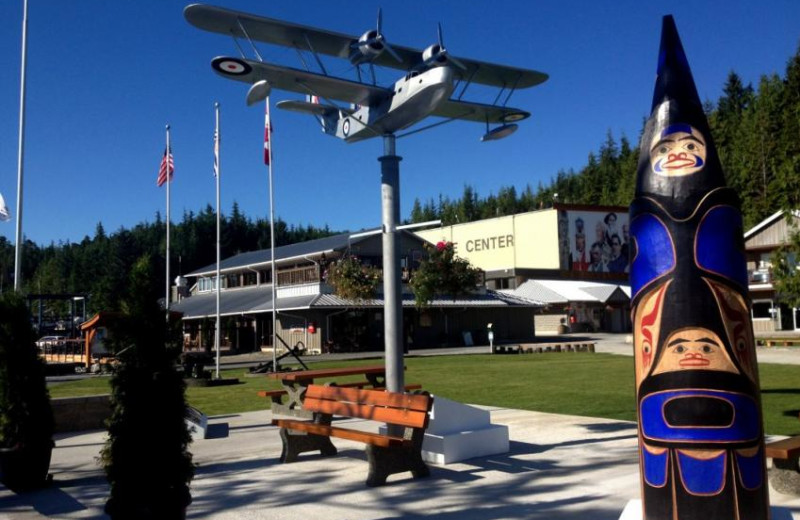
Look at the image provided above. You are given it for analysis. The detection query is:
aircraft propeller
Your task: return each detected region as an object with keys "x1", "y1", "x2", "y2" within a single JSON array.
[
  {"x1": 421, "y1": 23, "x2": 467, "y2": 71},
  {"x1": 351, "y1": 8, "x2": 402, "y2": 64}
]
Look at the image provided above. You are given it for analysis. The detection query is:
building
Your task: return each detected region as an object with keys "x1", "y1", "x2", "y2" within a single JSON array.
[
  {"x1": 744, "y1": 209, "x2": 800, "y2": 333},
  {"x1": 415, "y1": 204, "x2": 632, "y2": 333},
  {"x1": 170, "y1": 229, "x2": 541, "y2": 353}
]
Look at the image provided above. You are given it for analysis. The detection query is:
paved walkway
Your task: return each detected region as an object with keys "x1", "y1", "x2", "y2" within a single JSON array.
[
  {"x1": 7, "y1": 333, "x2": 800, "y2": 518},
  {"x1": 2, "y1": 406, "x2": 800, "y2": 519}
]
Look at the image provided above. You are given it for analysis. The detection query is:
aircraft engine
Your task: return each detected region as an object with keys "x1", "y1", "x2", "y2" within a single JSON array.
[
  {"x1": 421, "y1": 24, "x2": 466, "y2": 70},
  {"x1": 422, "y1": 44, "x2": 448, "y2": 67},
  {"x1": 356, "y1": 29, "x2": 386, "y2": 59},
  {"x1": 349, "y1": 9, "x2": 401, "y2": 65}
]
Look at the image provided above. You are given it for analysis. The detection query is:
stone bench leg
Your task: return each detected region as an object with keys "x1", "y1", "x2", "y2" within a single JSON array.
[
  {"x1": 279, "y1": 428, "x2": 337, "y2": 463},
  {"x1": 770, "y1": 457, "x2": 800, "y2": 495},
  {"x1": 365, "y1": 445, "x2": 430, "y2": 487}
]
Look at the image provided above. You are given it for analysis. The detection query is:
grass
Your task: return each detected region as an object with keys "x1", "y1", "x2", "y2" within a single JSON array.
[{"x1": 48, "y1": 353, "x2": 800, "y2": 436}]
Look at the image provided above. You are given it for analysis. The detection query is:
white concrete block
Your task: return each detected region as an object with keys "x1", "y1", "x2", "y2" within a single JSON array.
[
  {"x1": 422, "y1": 423, "x2": 509, "y2": 465},
  {"x1": 422, "y1": 396, "x2": 509, "y2": 464},
  {"x1": 426, "y1": 396, "x2": 491, "y2": 435},
  {"x1": 185, "y1": 405, "x2": 208, "y2": 441}
]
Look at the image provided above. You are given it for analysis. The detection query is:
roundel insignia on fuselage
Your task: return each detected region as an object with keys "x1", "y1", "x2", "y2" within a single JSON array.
[
  {"x1": 211, "y1": 57, "x2": 252, "y2": 76},
  {"x1": 342, "y1": 118, "x2": 350, "y2": 137}
]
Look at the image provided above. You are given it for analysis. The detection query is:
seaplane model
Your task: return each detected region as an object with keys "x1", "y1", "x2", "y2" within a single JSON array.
[{"x1": 184, "y1": 4, "x2": 548, "y2": 143}]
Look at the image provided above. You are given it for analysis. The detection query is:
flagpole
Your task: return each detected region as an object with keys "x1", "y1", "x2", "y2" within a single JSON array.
[
  {"x1": 13, "y1": 0, "x2": 29, "y2": 292},
  {"x1": 266, "y1": 97, "x2": 278, "y2": 371},
  {"x1": 165, "y1": 124, "x2": 171, "y2": 318},
  {"x1": 214, "y1": 102, "x2": 221, "y2": 380}
]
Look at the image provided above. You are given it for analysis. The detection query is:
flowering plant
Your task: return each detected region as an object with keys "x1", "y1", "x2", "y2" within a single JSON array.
[
  {"x1": 409, "y1": 241, "x2": 482, "y2": 307},
  {"x1": 326, "y1": 255, "x2": 382, "y2": 301}
]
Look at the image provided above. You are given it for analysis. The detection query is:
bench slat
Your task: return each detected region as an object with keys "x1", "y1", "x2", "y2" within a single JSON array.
[
  {"x1": 303, "y1": 396, "x2": 428, "y2": 428},
  {"x1": 305, "y1": 384, "x2": 430, "y2": 412},
  {"x1": 273, "y1": 419, "x2": 409, "y2": 448},
  {"x1": 257, "y1": 383, "x2": 422, "y2": 399},
  {"x1": 766, "y1": 436, "x2": 800, "y2": 460}
]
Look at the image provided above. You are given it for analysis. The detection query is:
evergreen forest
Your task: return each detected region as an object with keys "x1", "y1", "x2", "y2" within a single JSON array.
[{"x1": 2, "y1": 45, "x2": 799, "y2": 318}]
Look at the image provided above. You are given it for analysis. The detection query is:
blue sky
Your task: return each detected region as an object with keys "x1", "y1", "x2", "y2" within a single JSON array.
[{"x1": 1, "y1": 0, "x2": 799, "y2": 245}]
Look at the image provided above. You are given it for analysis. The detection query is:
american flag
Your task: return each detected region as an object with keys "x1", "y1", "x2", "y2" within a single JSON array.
[
  {"x1": 213, "y1": 128, "x2": 220, "y2": 178},
  {"x1": 263, "y1": 99, "x2": 271, "y2": 166},
  {"x1": 157, "y1": 147, "x2": 174, "y2": 187}
]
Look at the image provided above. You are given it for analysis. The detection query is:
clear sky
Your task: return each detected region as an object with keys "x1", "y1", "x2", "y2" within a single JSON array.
[{"x1": 1, "y1": 1, "x2": 799, "y2": 245}]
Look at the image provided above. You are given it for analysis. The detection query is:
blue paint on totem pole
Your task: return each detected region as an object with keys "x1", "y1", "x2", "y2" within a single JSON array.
[
  {"x1": 735, "y1": 448, "x2": 764, "y2": 490},
  {"x1": 677, "y1": 450, "x2": 726, "y2": 495},
  {"x1": 695, "y1": 206, "x2": 748, "y2": 287},
  {"x1": 640, "y1": 390, "x2": 760, "y2": 442},
  {"x1": 630, "y1": 214, "x2": 675, "y2": 297},
  {"x1": 643, "y1": 448, "x2": 669, "y2": 487}
]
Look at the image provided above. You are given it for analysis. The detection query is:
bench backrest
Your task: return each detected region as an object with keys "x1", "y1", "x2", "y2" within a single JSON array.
[{"x1": 303, "y1": 384, "x2": 432, "y2": 429}]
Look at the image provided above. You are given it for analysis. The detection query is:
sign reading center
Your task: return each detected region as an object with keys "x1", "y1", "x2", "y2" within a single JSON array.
[{"x1": 457, "y1": 234, "x2": 515, "y2": 253}]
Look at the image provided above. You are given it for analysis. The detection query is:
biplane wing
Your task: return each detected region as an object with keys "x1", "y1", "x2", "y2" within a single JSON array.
[
  {"x1": 431, "y1": 99, "x2": 530, "y2": 124},
  {"x1": 210, "y1": 56, "x2": 390, "y2": 106},
  {"x1": 185, "y1": 4, "x2": 548, "y2": 88}
]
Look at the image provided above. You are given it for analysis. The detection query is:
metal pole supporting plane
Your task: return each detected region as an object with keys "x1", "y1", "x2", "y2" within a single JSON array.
[{"x1": 379, "y1": 134, "x2": 404, "y2": 396}]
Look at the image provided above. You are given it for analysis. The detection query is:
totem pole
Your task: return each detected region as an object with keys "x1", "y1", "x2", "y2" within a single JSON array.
[{"x1": 629, "y1": 16, "x2": 770, "y2": 520}]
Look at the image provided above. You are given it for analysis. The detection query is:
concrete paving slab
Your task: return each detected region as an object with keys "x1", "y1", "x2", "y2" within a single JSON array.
[{"x1": 3, "y1": 405, "x2": 800, "y2": 519}]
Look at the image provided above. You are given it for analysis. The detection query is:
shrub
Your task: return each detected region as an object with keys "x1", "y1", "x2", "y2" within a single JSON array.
[
  {"x1": 101, "y1": 255, "x2": 193, "y2": 518},
  {"x1": 0, "y1": 293, "x2": 54, "y2": 490},
  {"x1": 326, "y1": 256, "x2": 382, "y2": 301},
  {"x1": 409, "y1": 241, "x2": 482, "y2": 307}
]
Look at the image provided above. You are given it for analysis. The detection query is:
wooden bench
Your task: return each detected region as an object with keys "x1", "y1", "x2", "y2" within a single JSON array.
[
  {"x1": 257, "y1": 382, "x2": 422, "y2": 405},
  {"x1": 766, "y1": 436, "x2": 800, "y2": 495},
  {"x1": 272, "y1": 384, "x2": 433, "y2": 487}
]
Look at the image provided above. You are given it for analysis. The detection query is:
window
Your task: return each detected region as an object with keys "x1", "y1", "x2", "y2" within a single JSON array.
[{"x1": 752, "y1": 300, "x2": 774, "y2": 319}]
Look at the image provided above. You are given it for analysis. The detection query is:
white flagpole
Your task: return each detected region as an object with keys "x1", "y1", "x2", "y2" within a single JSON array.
[
  {"x1": 267, "y1": 97, "x2": 278, "y2": 371},
  {"x1": 165, "y1": 124, "x2": 171, "y2": 318},
  {"x1": 214, "y1": 102, "x2": 221, "y2": 380},
  {"x1": 14, "y1": 0, "x2": 29, "y2": 292}
]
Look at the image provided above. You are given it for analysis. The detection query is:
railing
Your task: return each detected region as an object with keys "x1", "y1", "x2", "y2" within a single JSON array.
[
  {"x1": 38, "y1": 338, "x2": 85, "y2": 364},
  {"x1": 749, "y1": 269, "x2": 772, "y2": 284},
  {"x1": 277, "y1": 266, "x2": 320, "y2": 287}
]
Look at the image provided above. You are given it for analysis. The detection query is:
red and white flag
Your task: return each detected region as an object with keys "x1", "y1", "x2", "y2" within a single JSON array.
[
  {"x1": 157, "y1": 147, "x2": 174, "y2": 187},
  {"x1": 263, "y1": 99, "x2": 271, "y2": 166}
]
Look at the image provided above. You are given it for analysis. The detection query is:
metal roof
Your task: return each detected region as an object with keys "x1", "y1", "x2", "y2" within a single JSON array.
[
  {"x1": 505, "y1": 281, "x2": 568, "y2": 304},
  {"x1": 185, "y1": 229, "x2": 431, "y2": 277},
  {"x1": 510, "y1": 279, "x2": 630, "y2": 304},
  {"x1": 171, "y1": 285, "x2": 541, "y2": 320}
]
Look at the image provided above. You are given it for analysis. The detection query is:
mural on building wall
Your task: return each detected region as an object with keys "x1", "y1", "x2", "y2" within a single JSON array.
[
  {"x1": 629, "y1": 16, "x2": 769, "y2": 519},
  {"x1": 565, "y1": 209, "x2": 629, "y2": 273}
]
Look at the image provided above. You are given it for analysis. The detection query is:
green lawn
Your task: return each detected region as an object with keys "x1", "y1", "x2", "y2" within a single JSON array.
[{"x1": 48, "y1": 353, "x2": 800, "y2": 436}]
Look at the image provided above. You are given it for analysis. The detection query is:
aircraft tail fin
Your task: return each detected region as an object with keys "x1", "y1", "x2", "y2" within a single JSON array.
[{"x1": 277, "y1": 99, "x2": 346, "y2": 136}]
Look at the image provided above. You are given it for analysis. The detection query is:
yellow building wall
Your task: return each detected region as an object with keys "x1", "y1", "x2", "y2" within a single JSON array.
[{"x1": 415, "y1": 209, "x2": 560, "y2": 270}]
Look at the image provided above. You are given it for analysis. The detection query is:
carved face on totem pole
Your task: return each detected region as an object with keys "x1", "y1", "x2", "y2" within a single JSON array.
[{"x1": 629, "y1": 16, "x2": 769, "y2": 520}]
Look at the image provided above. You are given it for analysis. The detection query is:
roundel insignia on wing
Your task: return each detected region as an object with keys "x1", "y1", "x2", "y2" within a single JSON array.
[
  {"x1": 342, "y1": 118, "x2": 350, "y2": 137},
  {"x1": 211, "y1": 57, "x2": 252, "y2": 76}
]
